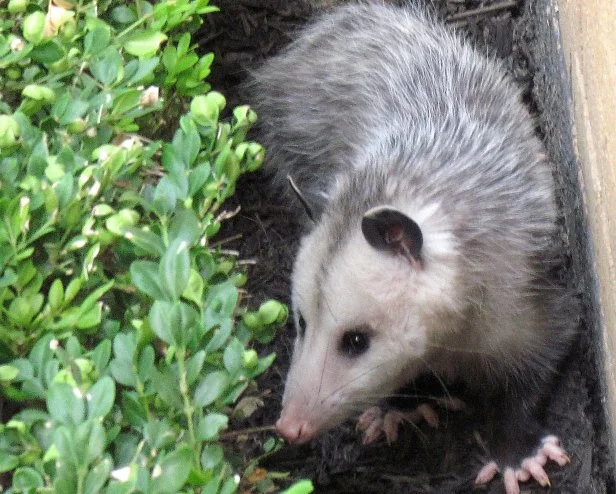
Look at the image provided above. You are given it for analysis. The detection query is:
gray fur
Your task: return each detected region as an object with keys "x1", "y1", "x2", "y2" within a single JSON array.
[{"x1": 246, "y1": 0, "x2": 577, "y2": 473}]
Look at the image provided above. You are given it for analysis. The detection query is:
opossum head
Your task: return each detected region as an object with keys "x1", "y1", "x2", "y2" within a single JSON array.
[{"x1": 276, "y1": 201, "x2": 463, "y2": 444}]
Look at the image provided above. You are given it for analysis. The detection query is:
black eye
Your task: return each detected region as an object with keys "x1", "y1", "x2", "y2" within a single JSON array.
[
  {"x1": 296, "y1": 312, "x2": 307, "y2": 338},
  {"x1": 338, "y1": 330, "x2": 371, "y2": 358}
]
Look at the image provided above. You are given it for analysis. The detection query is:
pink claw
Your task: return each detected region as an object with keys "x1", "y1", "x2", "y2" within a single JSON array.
[
  {"x1": 503, "y1": 467, "x2": 520, "y2": 494},
  {"x1": 362, "y1": 417, "x2": 384, "y2": 445},
  {"x1": 417, "y1": 403, "x2": 439, "y2": 428},
  {"x1": 475, "y1": 461, "x2": 499, "y2": 484},
  {"x1": 521, "y1": 458, "x2": 550, "y2": 487},
  {"x1": 356, "y1": 406, "x2": 382, "y2": 432},
  {"x1": 383, "y1": 411, "x2": 404, "y2": 444},
  {"x1": 541, "y1": 441, "x2": 570, "y2": 466}
]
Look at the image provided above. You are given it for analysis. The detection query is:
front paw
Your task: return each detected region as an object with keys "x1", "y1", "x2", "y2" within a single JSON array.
[
  {"x1": 356, "y1": 403, "x2": 440, "y2": 445},
  {"x1": 475, "y1": 435, "x2": 570, "y2": 494}
]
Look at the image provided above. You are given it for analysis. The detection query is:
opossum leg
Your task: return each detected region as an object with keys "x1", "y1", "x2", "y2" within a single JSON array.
[
  {"x1": 356, "y1": 403, "x2": 440, "y2": 445},
  {"x1": 474, "y1": 394, "x2": 570, "y2": 494},
  {"x1": 475, "y1": 436, "x2": 569, "y2": 494}
]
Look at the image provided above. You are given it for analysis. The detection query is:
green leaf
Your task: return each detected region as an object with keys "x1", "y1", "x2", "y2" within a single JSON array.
[
  {"x1": 112, "y1": 5, "x2": 138, "y2": 24},
  {"x1": 194, "y1": 370, "x2": 230, "y2": 407},
  {"x1": 123, "y1": 31, "x2": 168, "y2": 58},
  {"x1": 12, "y1": 467, "x2": 44, "y2": 489},
  {"x1": 149, "y1": 301, "x2": 198, "y2": 347},
  {"x1": 220, "y1": 476, "x2": 240, "y2": 494},
  {"x1": 58, "y1": 99, "x2": 90, "y2": 126},
  {"x1": 203, "y1": 281, "x2": 238, "y2": 330},
  {"x1": 188, "y1": 163, "x2": 211, "y2": 196},
  {"x1": 131, "y1": 260, "x2": 167, "y2": 300},
  {"x1": 143, "y1": 420, "x2": 175, "y2": 451},
  {"x1": 152, "y1": 176, "x2": 178, "y2": 215},
  {"x1": 223, "y1": 338, "x2": 243, "y2": 376},
  {"x1": 113, "y1": 332, "x2": 136, "y2": 363},
  {"x1": 148, "y1": 300, "x2": 174, "y2": 344},
  {"x1": 77, "y1": 302, "x2": 103, "y2": 329},
  {"x1": 200, "y1": 443, "x2": 224, "y2": 469},
  {"x1": 84, "y1": 25, "x2": 111, "y2": 55},
  {"x1": 159, "y1": 239, "x2": 190, "y2": 300},
  {"x1": 91, "y1": 339, "x2": 112, "y2": 374},
  {"x1": 86, "y1": 421, "x2": 106, "y2": 463},
  {"x1": 169, "y1": 209, "x2": 200, "y2": 246},
  {"x1": 112, "y1": 89, "x2": 141, "y2": 115},
  {"x1": 83, "y1": 282, "x2": 114, "y2": 310},
  {"x1": 0, "y1": 364, "x2": 19, "y2": 381},
  {"x1": 48, "y1": 278, "x2": 64, "y2": 310},
  {"x1": 282, "y1": 480, "x2": 315, "y2": 494},
  {"x1": 121, "y1": 391, "x2": 147, "y2": 427},
  {"x1": 152, "y1": 446, "x2": 192, "y2": 493},
  {"x1": 182, "y1": 269, "x2": 204, "y2": 306},
  {"x1": 64, "y1": 277, "x2": 82, "y2": 305},
  {"x1": 137, "y1": 345, "x2": 155, "y2": 382},
  {"x1": 47, "y1": 382, "x2": 85, "y2": 425},
  {"x1": 84, "y1": 457, "x2": 112, "y2": 494},
  {"x1": 151, "y1": 367, "x2": 183, "y2": 409},
  {"x1": 106, "y1": 209, "x2": 139, "y2": 236},
  {"x1": 30, "y1": 40, "x2": 65, "y2": 64},
  {"x1": 110, "y1": 359, "x2": 136, "y2": 388},
  {"x1": 125, "y1": 57, "x2": 160, "y2": 84},
  {"x1": 0, "y1": 454, "x2": 19, "y2": 473},
  {"x1": 197, "y1": 413, "x2": 228, "y2": 441},
  {"x1": 185, "y1": 350, "x2": 205, "y2": 386},
  {"x1": 90, "y1": 50, "x2": 123, "y2": 85},
  {"x1": 87, "y1": 376, "x2": 115, "y2": 419}
]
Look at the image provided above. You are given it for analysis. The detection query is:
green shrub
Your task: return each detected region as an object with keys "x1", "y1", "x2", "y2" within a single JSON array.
[{"x1": 0, "y1": 1, "x2": 303, "y2": 492}]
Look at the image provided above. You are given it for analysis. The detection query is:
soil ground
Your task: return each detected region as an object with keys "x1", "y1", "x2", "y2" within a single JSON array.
[{"x1": 200, "y1": 1, "x2": 616, "y2": 492}]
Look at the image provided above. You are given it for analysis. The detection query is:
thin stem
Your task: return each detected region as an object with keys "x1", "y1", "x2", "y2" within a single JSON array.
[{"x1": 176, "y1": 348, "x2": 199, "y2": 465}]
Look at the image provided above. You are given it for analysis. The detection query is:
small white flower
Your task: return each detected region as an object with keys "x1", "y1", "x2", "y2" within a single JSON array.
[
  {"x1": 88, "y1": 180, "x2": 101, "y2": 197},
  {"x1": 120, "y1": 137, "x2": 137, "y2": 150},
  {"x1": 49, "y1": 339, "x2": 59, "y2": 350},
  {"x1": 111, "y1": 466, "x2": 131, "y2": 482},
  {"x1": 152, "y1": 464, "x2": 162, "y2": 478},
  {"x1": 140, "y1": 86, "x2": 160, "y2": 107},
  {"x1": 10, "y1": 38, "x2": 25, "y2": 52}
]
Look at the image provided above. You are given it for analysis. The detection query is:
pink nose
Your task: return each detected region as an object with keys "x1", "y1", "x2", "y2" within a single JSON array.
[{"x1": 276, "y1": 415, "x2": 315, "y2": 444}]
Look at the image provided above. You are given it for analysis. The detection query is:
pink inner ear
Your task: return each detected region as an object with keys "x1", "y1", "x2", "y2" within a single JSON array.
[
  {"x1": 385, "y1": 224, "x2": 422, "y2": 268},
  {"x1": 386, "y1": 225, "x2": 405, "y2": 244}
]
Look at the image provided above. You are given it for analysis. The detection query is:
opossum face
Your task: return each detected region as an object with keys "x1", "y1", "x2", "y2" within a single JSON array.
[{"x1": 276, "y1": 205, "x2": 461, "y2": 444}]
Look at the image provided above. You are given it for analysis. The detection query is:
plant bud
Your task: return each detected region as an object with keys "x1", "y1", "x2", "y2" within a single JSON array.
[
  {"x1": 242, "y1": 349, "x2": 258, "y2": 369},
  {"x1": 0, "y1": 115, "x2": 20, "y2": 148},
  {"x1": 22, "y1": 11, "x2": 47, "y2": 45},
  {"x1": 22, "y1": 84, "x2": 56, "y2": 104},
  {"x1": 190, "y1": 92, "x2": 226, "y2": 126},
  {"x1": 8, "y1": 0, "x2": 27, "y2": 14}
]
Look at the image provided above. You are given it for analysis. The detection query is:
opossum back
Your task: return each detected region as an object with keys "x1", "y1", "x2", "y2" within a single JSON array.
[{"x1": 245, "y1": 3, "x2": 525, "y2": 212}]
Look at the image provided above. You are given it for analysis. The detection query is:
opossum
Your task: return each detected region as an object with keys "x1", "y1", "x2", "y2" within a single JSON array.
[{"x1": 246, "y1": 3, "x2": 577, "y2": 493}]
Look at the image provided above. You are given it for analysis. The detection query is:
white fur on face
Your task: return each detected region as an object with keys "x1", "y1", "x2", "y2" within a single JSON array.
[{"x1": 282, "y1": 201, "x2": 462, "y2": 436}]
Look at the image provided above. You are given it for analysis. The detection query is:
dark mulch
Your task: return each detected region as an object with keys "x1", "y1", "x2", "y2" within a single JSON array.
[{"x1": 200, "y1": 1, "x2": 615, "y2": 492}]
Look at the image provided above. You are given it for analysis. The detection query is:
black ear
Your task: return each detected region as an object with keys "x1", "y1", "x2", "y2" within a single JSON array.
[
  {"x1": 287, "y1": 175, "x2": 316, "y2": 223},
  {"x1": 361, "y1": 206, "x2": 423, "y2": 265}
]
